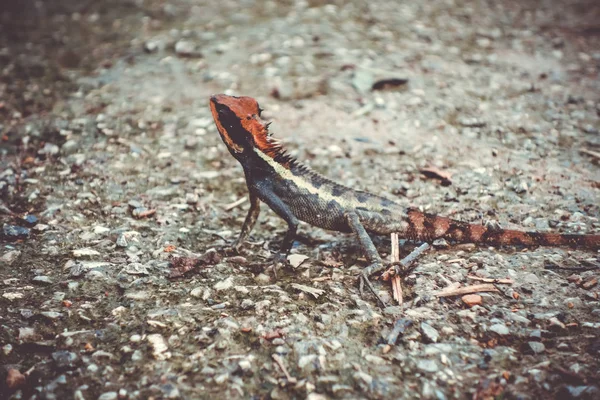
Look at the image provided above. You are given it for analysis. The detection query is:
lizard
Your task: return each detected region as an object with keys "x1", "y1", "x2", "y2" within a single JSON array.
[{"x1": 209, "y1": 94, "x2": 600, "y2": 305}]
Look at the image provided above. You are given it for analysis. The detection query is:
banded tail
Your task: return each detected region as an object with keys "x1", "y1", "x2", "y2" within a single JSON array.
[{"x1": 406, "y1": 210, "x2": 600, "y2": 250}]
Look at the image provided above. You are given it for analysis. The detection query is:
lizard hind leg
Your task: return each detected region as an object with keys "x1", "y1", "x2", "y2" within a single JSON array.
[{"x1": 345, "y1": 212, "x2": 389, "y2": 307}]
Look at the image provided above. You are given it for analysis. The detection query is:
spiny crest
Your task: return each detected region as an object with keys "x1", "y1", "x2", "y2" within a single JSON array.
[{"x1": 247, "y1": 118, "x2": 286, "y2": 159}]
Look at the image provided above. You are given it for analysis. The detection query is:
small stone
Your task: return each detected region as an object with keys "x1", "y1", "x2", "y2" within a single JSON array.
[
  {"x1": 87, "y1": 363, "x2": 99, "y2": 373},
  {"x1": 489, "y1": 323, "x2": 510, "y2": 336},
  {"x1": 2, "y1": 224, "x2": 30, "y2": 241},
  {"x1": 61, "y1": 139, "x2": 79, "y2": 154},
  {"x1": 462, "y1": 294, "x2": 482, "y2": 307},
  {"x1": 144, "y1": 41, "x2": 159, "y2": 53},
  {"x1": 190, "y1": 287, "x2": 204, "y2": 298},
  {"x1": 39, "y1": 143, "x2": 60, "y2": 155},
  {"x1": 21, "y1": 214, "x2": 38, "y2": 226},
  {"x1": 130, "y1": 334, "x2": 142, "y2": 343},
  {"x1": 40, "y1": 311, "x2": 62, "y2": 320},
  {"x1": 287, "y1": 254, "x2": 309, "y2": 268},
  {"x1": 32, "y1": 275, "x2": 53, "y2": 285},
  {"x1": 214, "y1": 276, "x2": 234, "y2": 291},
  {"x1": 0, "y1": 250, "x2": 21, "y2": 264},
  {"x1": 255, "y1": 273, "x2": 271, "y2": 284},
  {"x1": 417, "y1": 359, "x2": 439, "y2": 373},
  {"x1": 3, "y1": 344, "x2": 13, "y2": 355},
  {"x1": 458, "y1": 117, "x2": 486, "y2": 128},
  {"x1": 94, "y1": 226, "x2": 111, "y2": 235},
  {"x1": 6, "y1": 368, "x2": 26, "y2": 389},
  {"x1": 116, "y1": 233, "x2": 128, "y2": 247},
  {"x1": 175, "y1": 40, "x2": 201, "y2": 57},
  {"x1": 147, "y1": 334, "x2": 170, "y2": 360},
  {"x1": 72, "y1": 248, "x2": 100, "y2": 258},
  {"x1": 125, "y1": 290, "x2": 151, "y2": 300},
  {"x1": 18, "y1": 327, "x2": 36, "y2": 340},
  {"x1": 238, "y1": 359, "x2": 252, "y2": 371},
  {"x1": 420, "y1": 322, "x2": 440, "y2": 343},
  {"x1": 522, "y1": 273, "x2": 540, "y2": 284},
  {"x1": 185, "y1": 192, "x2": 199, "y2": 204},
  {"x1": 131, "y1": 349, "x2": 143, "y2": 361},
  {"x1": 240, "y1": 299, "x2": 255, "y2": 310},
  {"x1": 122, "y1": 262, "x2": 149, "y2": 275},
  {"x1": 529, "y1": 329, "x2": 542, "y2": 340},
  {"x1": 3, "y1": 292, "x2": 24, "y2": 301},
  {"x1": 98, "y1": 392, "x2": 118, "y2": 400},
  {"x1": 52, "y1": 350, "x2": 78, "y2": 368},
  {"x1": 527, "y1": 341, "x2": 545, "y2": 354},
  {"x1": 365, "y1": 354, "x2": 386, "y2": 365}
]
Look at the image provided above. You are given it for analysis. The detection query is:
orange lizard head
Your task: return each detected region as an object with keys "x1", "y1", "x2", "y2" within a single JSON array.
[{"x1": 209, "y1": 94, "x2": 281, "y2": 158}]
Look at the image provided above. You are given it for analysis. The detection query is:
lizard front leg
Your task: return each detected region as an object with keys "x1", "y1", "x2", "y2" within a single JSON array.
[
  {"x1": 251, "y1": 183, "x2": 299, "y2": 262},
  {"x1": 233, "y1": 191, "x2": 261, "y2": 252},
  {"x1": 345, "y1": 212, "x2": 388, "y2": 307}
]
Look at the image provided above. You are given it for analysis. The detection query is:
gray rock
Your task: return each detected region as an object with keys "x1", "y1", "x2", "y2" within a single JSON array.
[
  {"x1": 489, "y1": 323, "x2": 510, "y2": 336},
  {"x1": 421, "y1": 322, "x2": 440, "y2": 343},
  {"x1": 528, "y1": 342, "x2": 545, "y2": 354},
  {"x1": 98, "y1": 392, "x2": 118, "y2": 400},
  {"x1": 52, "y1": 350, "x2": 78, "y2": 368},
  {"x1": 175, "y1": 40, "x2": 201, "y2": 57},
  {"x1": 2, "y1": 224, "x2": 30, "y2": 241},
  {"x1": 32, "y1": 275, "x2": 53, "y2": 285},
  {"x1": 417, "y1": 359, "x2": 439, "y2": 373}
]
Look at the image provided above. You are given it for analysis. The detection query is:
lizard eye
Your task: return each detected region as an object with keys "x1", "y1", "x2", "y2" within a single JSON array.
[{"x1": 246, "y1": 115, "x2": 252, "y2": 120}]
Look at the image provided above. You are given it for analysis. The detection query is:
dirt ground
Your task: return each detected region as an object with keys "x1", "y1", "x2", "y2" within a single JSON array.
[{"x1": 1, "y1": 0, "x2": 599, "y2": 399}]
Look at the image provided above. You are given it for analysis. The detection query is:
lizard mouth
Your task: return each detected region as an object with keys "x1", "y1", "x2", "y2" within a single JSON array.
[{"x1": 209, "y1": 95, "x2": 244, "y2": 154}]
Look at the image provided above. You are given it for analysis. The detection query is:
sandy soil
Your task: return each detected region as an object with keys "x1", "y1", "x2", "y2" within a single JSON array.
[{"x1": 1, "y1": 0, "x2": 599, "y2": 399}]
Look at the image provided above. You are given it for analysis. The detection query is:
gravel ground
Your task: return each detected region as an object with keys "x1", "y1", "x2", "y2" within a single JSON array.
[{"x1": 1, "y1": 0, "x2": 599, "y2": 399}]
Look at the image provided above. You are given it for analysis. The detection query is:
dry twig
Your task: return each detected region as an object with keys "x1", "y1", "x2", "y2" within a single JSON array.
[
  {"x1": 272, "y1": 354, "x2": 297, "y2": 384},
  {"x1": 223, "y1": 196, "x2": 247, "y2": 211},
  {"x1": 390, "y1": 232, "x2": 403, "y2": 305},
  {"x1": 467, "y1": 275, "x2": 513, "y2": 284},
  {"x1": 434, "y1": 283, "x2": 499, "y2": 297}
]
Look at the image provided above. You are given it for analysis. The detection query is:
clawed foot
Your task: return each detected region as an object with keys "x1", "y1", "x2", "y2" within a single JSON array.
[
  {"x1": 270, "y1": 252, "x2": 289, "y2": 280},
  {"x1": 359, "y1": 264, "x2": 388, "y2": 308}
]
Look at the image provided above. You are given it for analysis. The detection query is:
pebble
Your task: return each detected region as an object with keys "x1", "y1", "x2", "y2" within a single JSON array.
[
  {"x1": 214, "y1": 276, "x2": 234, "y2": 291},
  {"x1": 527, "y1": 342, "x2": 545, "y2": 354},
  {"x1": 417, "y1": 359, "x2": 439, "y2": 373},
  {"x1": 462, "y1": 294, "x2": 482, "y2": 307},
  {"x1": 21, "y1": 214, "x2": 38, "y2": 226},
  {"x1": 144, "y1": 41, "x2": 159, "y2": 53},
  {"x1": 420, "y1": 322, "x2": 440, "y2": 343},
  {"x1": 254, "y1": 273, "x2": 271, "y2": 284},
  {"x1": 175, "y1": 40, "x2": 201, "y2": 57},
  {"x1": 0, "y1": 250, "x2": 21, "y2": 264},
  {"x1": 122, "y1": 262, "x2": 149, "y2": 275},
  {"x1": 240, "y1": 299, "x2": 255, "y2": 310},
  {"x1": 489, "y1": 324, "x2": 510, "y2": 336},
  {"x1": 18, "y1": 327, "x2": 36, "y2": 340},
  {"x1": 52, "y1": 350, "x2": 78, "y2": 368},
  {"x1": 186, "y1": 192, "x2": 199, "y2": 204},
  {"x1": 190, "y1": 287, "x2": 204, "y2": 298},
  {"x1": 32, "y1": 275, "x2": 53, "y2": 284},
  {"x1": 72, "y1": 248, "x2": 101, "y2": 258},
  {"x1": 147, "y1": 334, "x2": 170, "y2": 360},
  {"x1": 116, "y1": 233, "x2": 128, "y2": 247},
  {"x1": 2, "y1": 224, "x2": 30, "y2": 240},
  {"x1": 98, "y1": 392, "x2": 118, "y2": 400},
  {"x1": 40, "y1": 311, "x2": 62, "y2": 320}
]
